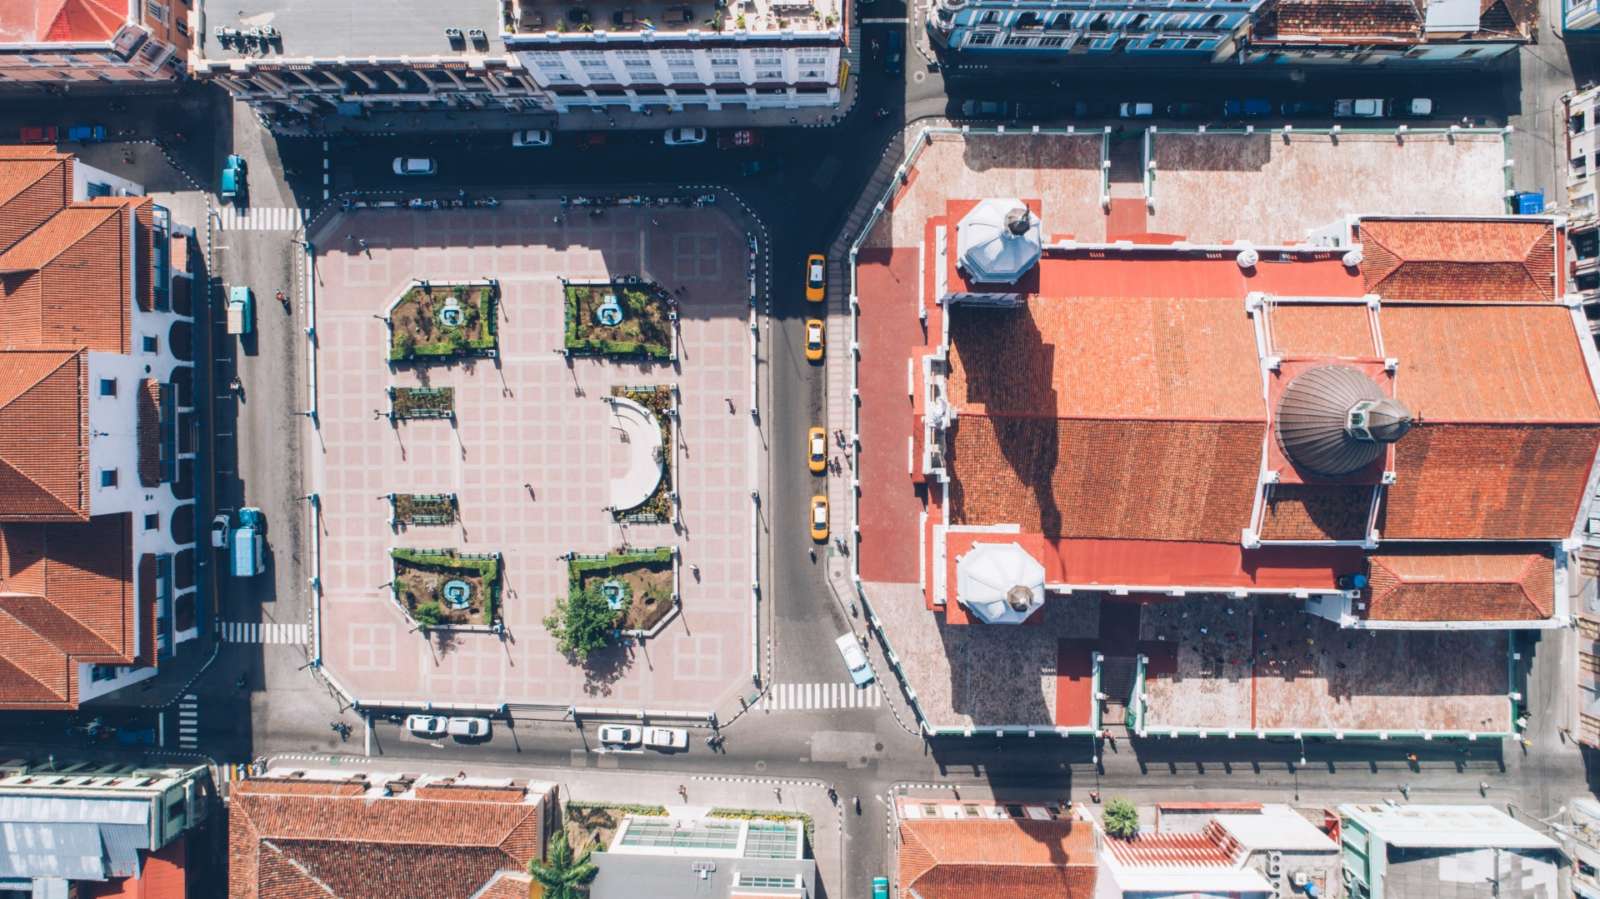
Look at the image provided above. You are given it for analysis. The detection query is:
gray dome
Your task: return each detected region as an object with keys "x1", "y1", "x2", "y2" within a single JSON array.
[
  {"x1": 956, "y1": 199, "x2": 1042, "y2": 285},
  {"x1": 1275, "y1": 365, "x2": 1413, "y2": 477}
]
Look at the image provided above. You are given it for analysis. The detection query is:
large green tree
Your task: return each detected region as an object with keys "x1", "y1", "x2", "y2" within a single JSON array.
[
  {"x1": 1103, "y1": 798, "x2": 1140, "y2": 839},
  {"x1": 527, "y1": 831, "x2": 597, "y2": 899},
  {"x1": 543, "y1": 585, "x2": 625, "y2": 660}
]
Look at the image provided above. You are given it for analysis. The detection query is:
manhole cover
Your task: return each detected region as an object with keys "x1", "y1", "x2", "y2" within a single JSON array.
[
  {"x1": 913, "y1": 71, "x2": 927, "y2": 83},
  {"x1": 874, "y1": 742, "x2": 884, "y2": 751},
  {"x1": 754, "y1": 760, "x2": 767, "y2": 771}
]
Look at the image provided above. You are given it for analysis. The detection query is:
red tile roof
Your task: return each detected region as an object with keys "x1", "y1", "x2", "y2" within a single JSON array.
[
  {"x1": 229, "y1": 781, "x2": 550, "y2": 899},
  {"x1": 0, "y1": 154, "x2": 71, "y2": 253},
  {"x1": 1265, "y1": 303, "x2": 1376, "y2": 360},
  {"x1": 0, "y1": 200, "x2": 139, "y2": 354},
  {"x1": 474, "y1": 871, "x2": 533, "y2": 899},
  {"x1": 948, "y1": 415, "x2": 1261, "y2": 543},
  {"x1": 1365, "y1": 548, "x2": 1554, "y2": 621},
  {"x1": 1359, "y1": 219, "x2": 1557, "y2": 302},
  {"x1": 898, "y1": 818, "x2": 1097, "y2": 899},
  {"x1": 0, "y1": 514, "x2": 135, "y2": 709},
  {"x1": 0, "y1": 0, "x2": 126, "y2": 44},
  {"x1": 1104, "y1": 831, "x2": 1235, "y2": 868},
  {"x1": 1253, "y1": 0, "x2": 1423, "y2": 40},
  {"x1": 1258, "y1": 484, "x2": 1374, "y2": 541},
  {"x1": 0, "y1": 350, "x2": 87, "y2": 522}
]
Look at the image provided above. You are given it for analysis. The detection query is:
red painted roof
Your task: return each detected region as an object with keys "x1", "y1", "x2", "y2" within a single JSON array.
[
  {"x1": 1359, "y1": 219, "x2": 1557, "y2": 302},
  {"x1": 1105, "y1": 831, "x2": 1235, "y2": 868},
  {"x1": 1365, "y1": 548, "x2": 1554, "y2": 621},
  {"x1": 1265, "y1": 302, "x2": 1377, "y2": 360},
  {"x1": 898, "y1": 818, "x2": 1097, "y2": 899},
  {"x1": 0, "y1": 0, "x2": 126, "y2": 44}
]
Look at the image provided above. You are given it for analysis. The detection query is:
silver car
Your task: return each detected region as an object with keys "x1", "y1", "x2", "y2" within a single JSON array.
[
  {"x1": 446, "y1": 716, "x2": 491, "y2": 739},
  {"x1": 597, "y1": 724, "x2": 642, "y2": 748},
  {"x1": 405, "y1": 714, "x2": 448, "y2": 737}
]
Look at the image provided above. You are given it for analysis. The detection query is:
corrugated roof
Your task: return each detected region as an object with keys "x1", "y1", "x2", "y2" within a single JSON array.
[
  {"x1": 1358, "y1": 219, "x2": 1557, "y2": 302},
  {"x1": 899, "y1": 818, "x2": 1096, "y2": 899},
  {"x1": 1365, "y1": 548, "x2": 1554, "y2": 621}
]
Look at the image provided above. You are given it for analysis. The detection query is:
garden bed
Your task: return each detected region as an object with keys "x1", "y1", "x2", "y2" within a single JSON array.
[
  {"x1": 388, "y1": 283, "x2": 497, "y2": 362},
  {"x1": 389, "y1": 386, "x2": 455, "y2": 419},
  {"x1": 611, "y1": 385, "x2": 674, "y2": 522},
  {"x1": 564, "y1": 280, "x2": 673, "y2": 360},
  {"x1": 564, "y1": 802, "x2": 667, "y2": 855},
  {"x1": 391, "y1": 548, "x2": 501, "y2": 628},
  {"x1": 390, "y1": 493, "x2": 457, "y2": 527},
  {"x1": 569, "y1": 547, "x2": 677, "y2": 633}
]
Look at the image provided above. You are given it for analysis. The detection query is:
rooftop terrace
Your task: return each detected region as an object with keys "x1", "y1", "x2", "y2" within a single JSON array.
[
  {"x1": 201, "y1": 0, "x2": 504, "y2": 62},
  {"x1": 507, "y1": 0, "x2": 842, "y2": 36}
]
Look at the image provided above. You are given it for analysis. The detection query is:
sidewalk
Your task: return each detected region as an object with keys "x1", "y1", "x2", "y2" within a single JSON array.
[{"x1": 259, "y1": 753, "x2": 845, "y2": 890}]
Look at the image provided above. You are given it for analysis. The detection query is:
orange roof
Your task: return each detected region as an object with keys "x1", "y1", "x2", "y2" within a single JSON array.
[
  {"x1": 229, "y1": 782, "x2": 548, "y2": 899},
  {"x1": 0, "y1": 0, "x2": 125, "y2": 44},
  {"x1": 0, "y1": 201, "x2": 139, "y2": 354},
  {"x1": 1258, "y1": 484, "x2": 1374, "y2": 541},
  {"x1": 1254, "y1": 0, "x2": 1423, "y2": 40},
  {"x1": 0, "y1": 350, "x2": 86, "y2": 521},
  {"x1": 1264, "y1": 303, "x2": 1377, "y2": 360},
  {"x1": 1365, "y1": 548, "x2": 1554, "y2": 621},
  {"x1": 0, "y1": 154, "x2": 71, "y2": 253},
  {"x1": 1359, "y1": 219, "x2": 1557, "y2": 302},
  {"x1": 0, "y1": 514, "x2": 135, "y2": 709},
  {"x1": 898, "y1": 818, "x2": 1097, "y2": 899},
  {"x1": 948, "y1": 415, "x2": 1261, "y2": 543},
  {"x1": 1104, "y1": 831, "x2": 1235, "y2": 868},
  {"x1": 83, "y1": 836, "x2": 188, "y2": 899},
  {"x1": 947, "y1": 296, "x2": 1262, "y2": 420}
]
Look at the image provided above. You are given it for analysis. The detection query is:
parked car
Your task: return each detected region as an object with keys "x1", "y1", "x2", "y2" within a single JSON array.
[
  {"x1": 1333, "y1": 98, "x2": 1384, "y2": 119},
  {"x1": 446, "y1": 717, "x2": 492, "y2": 739},
  {"x1": 883, "y1": 29, "x2": 903, "y2": 74},
  {"x1": 805, "y1": 253, "x2": 826, "y2": 302},
  {"x1": 221, "y1": 154, "x2": 246, "y2": 203},
  {"x1": 1390, "y1": 97, "x2": 1435, "y2": 117},
  {"x1": 65, "y1": 124, "x2": 106, "y2": 143},
  {"x1": 835, "y1": 633, "x2": 875, "y2": 686},
  {"x1": 717, "y1": 128, "x2": 763, "y2": 149},
  {"x1": 959, "y1": 99, "x2": 1012, "y2": 119},
  {"x1": 210, "y1": 513, "x2": 230, "y2": 549},
  {"x1": 1280, "y1": 100, "x2": 1330, "y2": 117},
  {"x1": 597, "y1": 724, "x2": 642, "y2": 747},
  {"x1": 1222, "y1": 98, "x2": 1272, "y2": 119},
  {"x1": 1164, "y1": 102, "x2": 1212, "y2": 120},
  {"x1": 663, "y1": 127, "x2": 707, "y2": 146},
  {"x1": 405, "y1": 714, "x2": 448, "y2": 737},
  {"x1": 392, "y1": 156, "x2": 437, "y2": 176},
  {"x1": 19, "y1": 125, "x2": 57, "y2": 144},
  {"x1": 804, "y1": 318, "x2": 825, "y2": 362},
  {"x1": 872, "y1": 877, "x2": 890, "y2": 899},
  {"x1": 810, "y1": 495, "x2": 830, "y2": 542},
  {"x1": 1071, "y1": 100, "x2": 1111, "y2": 119},
  {"x1": 643, "y1": 727, "x2": 689, "y2": 751},
  {"x1": 511, "y1": 129, "x2": 553, "y2": 147},
  {"x1": 1119, "y1": 102, "x2": 1154, "y2": 118},
  {"x1": 808, "y1": 426, "x2": 827, "y2": 474}
]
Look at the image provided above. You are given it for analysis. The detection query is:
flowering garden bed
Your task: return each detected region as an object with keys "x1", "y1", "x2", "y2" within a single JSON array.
[
  {"x1": 389, "y1": 284, "x2": 498, "y2": 362},
  {"x1": 563, "y1": 279, "x2": 673, "y2": 360},
  {"x1": 391, "y1": 548, "x2": 501, "y2": 628}
]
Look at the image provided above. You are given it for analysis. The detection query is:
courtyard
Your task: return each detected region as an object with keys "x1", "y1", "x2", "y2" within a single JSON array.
[{"x1": 306, "y1": 200, "x2": 756, "y2": 710}]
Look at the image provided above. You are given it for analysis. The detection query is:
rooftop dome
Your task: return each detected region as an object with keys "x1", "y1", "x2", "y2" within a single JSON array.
[
  {"x1": 955, "y1": 542, "x2": 1046, "y2": 625},
  {"x1": 956, "y1": 199, "x2": 1042, "y2": 285},
  {"x1": 1275, "y1": 364, "x2": 1413, "y2": 477}
]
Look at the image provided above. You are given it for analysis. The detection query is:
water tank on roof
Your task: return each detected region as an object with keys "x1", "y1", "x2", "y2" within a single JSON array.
[{"x1": 1275, "y1": 365, "x2": 1413, "y2": 477}]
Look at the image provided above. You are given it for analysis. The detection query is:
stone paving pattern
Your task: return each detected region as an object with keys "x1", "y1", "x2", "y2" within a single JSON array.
[
  {"x1": 1141, "y1": 597, "x2": 1510, "y2": 733},
  {"x1": 307, "y1": 202, "x2": 754, "y2": 708},
  {"x1": 1149, "y1": 130, "x2": 1508, "y2": 245}
]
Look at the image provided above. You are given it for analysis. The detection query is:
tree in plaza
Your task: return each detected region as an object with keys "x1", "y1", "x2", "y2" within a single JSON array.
[
  {"x1": 527, "y1": 831, "x2": 597, "y2": 899},
  {"x1": 393, "y1": 330, "x2": 415, "y2": 360},
  {"x1": 1103, "y1": 798, "x2": 1140, "y2": 839},
  {"x1": 544, "y1": 584, "x2": 625, "y2": 660},
  {"x1": 411, "y1": 601, "x2": 444, "y2": 628}
]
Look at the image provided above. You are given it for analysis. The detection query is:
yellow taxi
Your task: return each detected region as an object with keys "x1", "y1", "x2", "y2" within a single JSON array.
[
  {"x1": 804, "y1": 318, "x2": 825, "y2": 362},
  {"x1": 810, "y1": 495, "x2": 830, "y2": 542},
  {"x1": 805, "y1": 254, "x2": 826, "y2": 302},
  {"x1": 807, "y1": 426, "x2": 827, "y2": 474}
]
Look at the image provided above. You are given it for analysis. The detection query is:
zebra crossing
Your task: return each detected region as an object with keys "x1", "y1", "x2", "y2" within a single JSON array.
[
  {"x1": 220, "y1": 620, "x2": 308, "y2": 644},
  {"x1": 177, "y1": 694, "x2": 199, "y2": 750},
  {"x1": 216, "y1": 206, "x2": 306, "y2": 231},
  {"x1": 757, "y1": 682, "x2": 882, "y2": 712}
]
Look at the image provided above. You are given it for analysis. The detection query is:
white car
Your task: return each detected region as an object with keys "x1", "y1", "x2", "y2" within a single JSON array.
[
  {"x1": 392, "y1": 156, "x2": 437, "y2": 176},
  {"x1": 446, "y1": 716, "x2": 491, "y2": 739},
  {"x1": 511, "y1": 129, "x2": 553, "y2": 147},
  {"x1": 643, "y1": 726, "x2": 689, "y2": 751},
  {"x1": 405, "y1": 714, "x2": 448, "y2": 737},
  {"x1": 835, "y1": 633, "x2": 875, "y2": 687},
  {"x1": 597, "y1": 724, "x2": 642, "y2": 747},
  {"x1": 663, "y1": 127, "x2": 708, "y2": 146},
  {"x1": 1333, "y1": 98, "x2": 1384, "y2": 119},
  {"x1": 210, "y1": 513, "x2": 230, "y2": 549},
  {"x1": 1118, "y1": 102, "x2": 1154, "y2": 118}
]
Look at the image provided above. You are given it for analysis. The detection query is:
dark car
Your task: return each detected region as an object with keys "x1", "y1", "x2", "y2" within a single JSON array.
[
  {"x1": 883, "y1": 30, "x2": 903, "y2": 74},
  {"x1": 1164, "y1": 102, "x2": 1212, "y2": 120},
  {"x1": 1222, "y1": 98, "x2": 1272, "y2": 119},
  {"x1": 959, "y1": 99, "x2": 1012, "y2": 119},
  {"x1": 1070, "y1": 100, "x2": 1111, "y2": 119},
  {"x1": 1279, "y1": 100, "x2": 1330, "y2": 116}
]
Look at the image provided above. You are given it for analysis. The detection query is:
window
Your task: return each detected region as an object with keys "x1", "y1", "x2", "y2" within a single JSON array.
[
  {"x1": 1015, "y1": 11, "x2": 1043, "y2": 28},
  {"x1": 146, "y1": 0, "x2": 167, "y2": 23},
  {"x1": 1048, "y1": 13, "x2": 1073, "y2": 30},
  {"x1": 167, "y1": 797, "x2": 186, "y2": 820},
  {"x1": 176, "y1": 18, "x2": 188, "y2": 36},
  {"x1": 90, "y1": 665, "x2": 119, "y2": 682},
  {"x1": 980, "y1": 10, "x2": 1000, "y2": 24},
  {"x1": 1003, "y1": 34, "x2": 1032, "y2": 46},
  {"x1": 1203, "y1": 13, "x2": 1224, "y2": 28},
  {"x1": 967, "y1": 31, "x2": 996, "y2": 45},
  {"x1": 144, "y1": 513, "x2": 159, "y2": 531},
  {"x1": 99, "y1": 378, "x2": 117, "y2": 396},
  {"x1": 100, "y1": 469, "x2": 118, "y2": 487},
  {"x1": 1038, "y1": 36, "x2": 1065, "y2": 46},
  {"x1": 737, "y1": 875, "x2": 797, "y2": 888},
  {"x1": 1127, "y1": 13, "x2": 1149, "y2": 30},
  {"x1": 142, "y1": 335, "x2": 158, "y2": 353}
]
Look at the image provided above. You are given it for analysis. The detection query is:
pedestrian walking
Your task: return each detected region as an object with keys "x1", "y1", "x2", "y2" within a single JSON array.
[{"x1": 678, "y1": 784, "x2": 687, "y2": 800}]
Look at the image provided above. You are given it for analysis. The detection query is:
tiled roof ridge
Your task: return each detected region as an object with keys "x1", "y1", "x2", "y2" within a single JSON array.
[
  {"x1": 0, "y1": 606, "x2": 72, "y2": 701},
  {"x1": 41, "y1": 0, "x2": 128, "y2": 44},
  {"x1": 0, "y1": 351, "x2": 87, "y2": 520},
  {"x1": 0, "y1": 204, "x2": 121, "y2": 273},
  {"x1": 898, "y1": 821, "x2": 939, "y2": 886},
  {"x1": 0, "y1": 160, "x2": 70, "y2": 222},
  {"x1": 1366, "y1": 550, "x2": 1552, "y2": 620},
  {"x1": 0, "y1": 593, "x2": 120, "y2": 659},
  {"x1": 967, "y1": 410, "x2": 1266, "y2": 425},
  {"x1": 1358, "y1": 219, "x2": 1555, "y2": 301},
  {"x1": 232, "y1": 790, "x2": 543, "y2": 851},
  {"x1": 257, "y1": 838, "x2": 339, "y2": 898}
]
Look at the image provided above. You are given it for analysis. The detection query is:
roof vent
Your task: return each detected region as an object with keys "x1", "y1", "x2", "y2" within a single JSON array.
[
  {"x1": 1005, "y1": 584, "x2": 1034, "y2": 613},
  {"x1": 1342, "y1": 248, "x2": 1364, "y2": 268},
  {"x1": 1004, "y1": 206, "x2": 1031, "y2": 236},
  {"x1": 1275, "y1": 364, "x2": 1413, "y2": 476},
  {"x1": 1236, "y1": 247, "x2": 1259, "y2": 269}
]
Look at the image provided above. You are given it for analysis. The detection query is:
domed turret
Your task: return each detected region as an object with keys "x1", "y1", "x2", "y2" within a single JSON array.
[{"x1": 1275, "y1": 365, "x2": 1413, "y2": 477}]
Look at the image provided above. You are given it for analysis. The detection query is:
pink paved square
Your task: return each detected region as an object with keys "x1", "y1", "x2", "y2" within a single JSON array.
[{"x1": 307, "y1": 201, "x2": 755, "y2": 709}]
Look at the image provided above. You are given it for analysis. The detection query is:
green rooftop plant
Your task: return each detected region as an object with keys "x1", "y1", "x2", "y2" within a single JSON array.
[
  {"x1": 412, "y1": 601, "x2": 444, "y2": 628},
  {"x1": 1103, "y1": 798, "x2": 1140, "y2": 839}
]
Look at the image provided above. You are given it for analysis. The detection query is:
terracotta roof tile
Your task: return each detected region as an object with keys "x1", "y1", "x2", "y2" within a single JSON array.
[
  {"x1": 0, "y1": 201, "x2": 135, "y2": 354},
  {"x1": 412, "y1": 786, "x2": 528, "y2": 803},
  {"x1": 0, "y1": 157, "x2": 71, "y2": 253},
  {"x1": 229, "y1": 784, "x2": 550, "y2": 899},
  {"x1": 947, "y1": 296, "x2": 1262, "y2": 421},
  {"x1": 1365, "y1": 548, "x2": 1554, "y2": 621},
  {"x1": 1254, "y1": 0, "x2": 1424, "y2": 39},
  {"x1": 898, "y1": 818, "x2": 1097, "y2": 899},
  {"x1": 1259, "y1": 484, "x2": 1374, "y2": 541},
  {"x1": 1265, "y1": 303, "x2": 1376, "y2": 359},
  {"x1": 1383, "y1": 424, "x2": 1600, "y2": 539},
  {"x1": 474, "y1": 871, "x2": 533, "y2": 899},
  {"x1": 238, "y1": 780, "x2": 369, "y2": 798},
  {"x1": 1105, "y1": 830, "x2": 1235, "y2": 868},
  {"x1": 948, "y1": 415, "x2": 1261, "y2": 543},
  {"x1": 0, "y1": 350, "x2": 86, "y2": 522},
  {"x1": 0, "y1": 0, "x2": 126, "y2": 43},
  {"x1": 1358, "y1": 219, "x2": 1557, "y2": 302}
]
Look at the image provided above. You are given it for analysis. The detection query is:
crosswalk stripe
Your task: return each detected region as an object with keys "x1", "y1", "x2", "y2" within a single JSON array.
[
  {"x1": 760, "y1": 682, "x2": 881, "y2": 712},
  {"x1": 218, "y1": 206, "x2": 305, "y2": 231},
  {"x1": 220, "y1": 620, "x2": 306, "y2": 644}
]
